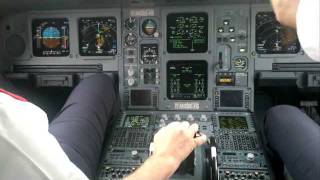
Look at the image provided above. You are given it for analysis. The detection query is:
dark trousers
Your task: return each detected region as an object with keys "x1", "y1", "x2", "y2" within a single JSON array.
[
  {"x1": 49, "y1": 74, "x2": 120, "y2": 179},
  {"x1": 264, "y1": 105, "x2": 320, "y2": 180}
]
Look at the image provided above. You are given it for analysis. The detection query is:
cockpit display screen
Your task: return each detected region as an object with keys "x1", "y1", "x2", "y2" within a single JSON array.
[
  {"x1": 256, "y1": 12, "x2": 300, "y2": 54},
  {"x1": 32, "y1": 18, "x2": 70, "y2": 57},
  {"x1": 219, "y1": 116, "x2": 248, "y2": 129},
  {"x1": 167, "y1": 12, "x2": 208, "y2": 53},
  {"x1": 79, "y1": 17, "x2": 117, "y2": 56},
  {"x1": 167, "y1": 60, "x2": 207, "y2": 100}
]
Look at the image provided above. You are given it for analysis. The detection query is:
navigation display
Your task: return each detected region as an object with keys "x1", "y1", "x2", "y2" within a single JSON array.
[
  {"x1": 219, "y1": 116, "x2": 248, "y2": 129},
  {"x1": 32, "y1": 18, "x2": 70, "y2": 57},
  {"x1": 256, "y1": 12, "x2": 300, "y2": 54},
  {"x1": 79, "y1": 17, "x2": 117, "y2": 56},
  {"x1": 167, "y1": 60, "x2": 207, "y2": 100},
  {"x1": 167, "y1": 12, "x2": 208, "y2": 53}
]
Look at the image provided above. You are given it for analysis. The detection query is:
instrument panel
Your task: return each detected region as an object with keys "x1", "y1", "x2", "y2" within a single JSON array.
[{"x1": 3, "y1": 4, "x2": 313, "y2": 180}]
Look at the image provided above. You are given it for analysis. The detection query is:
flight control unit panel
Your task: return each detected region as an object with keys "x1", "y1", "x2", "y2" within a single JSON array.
[{"x1": 0, "y1": 2, "x2": 316, "y2": 180}]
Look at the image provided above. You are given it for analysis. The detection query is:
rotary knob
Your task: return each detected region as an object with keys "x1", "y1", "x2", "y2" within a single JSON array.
[
  {"x1": 246, "y1": 153, "x2": 255, "y2": 162},
  {"x1": 200, "y1": 114, "x2": 207, "y2": 121},
  {"x1": 127, "y1": 77, "x2": 135, "y2": 86},
  {"x1": 174, "y1": 114, "x2": 181, "y2": 121},
  {"x1": 187, "y1": 114, "x2": 194, "y2": 121},
  {"x1": 127, "y1": 67, "x2": 135, "y2": 76}
]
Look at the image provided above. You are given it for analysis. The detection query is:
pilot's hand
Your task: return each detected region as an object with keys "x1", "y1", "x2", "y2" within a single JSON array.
[
  {"x1": 153, "y1": 121, "x2": 207, "y2": 170},
  {"x1": 270, "y1": 0, "x2": 300, "y2": 29}
]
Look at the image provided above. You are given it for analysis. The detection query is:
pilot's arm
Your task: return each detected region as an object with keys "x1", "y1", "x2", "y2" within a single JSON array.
[
  {"x1": 271, "y1": 0, "x2": 320, "y2": 60},
  {"x1": 125, "y1": 122, "x2": 207, "y2": 180}
]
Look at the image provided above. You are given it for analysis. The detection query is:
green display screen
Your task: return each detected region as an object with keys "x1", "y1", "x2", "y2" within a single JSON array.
[
  {"x1": 124, "y1": 115, "x2": 150, "y2": 128},
  {"x1": 167, "y1": 12, "x2": 208, "y2": 53},
  {"x1": 219, "y1": 116, "x2": 248, "y2": 129}
]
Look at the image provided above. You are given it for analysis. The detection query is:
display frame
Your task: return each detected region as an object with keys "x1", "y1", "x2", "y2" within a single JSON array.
[
  {"x1": 166, "y1": 12, "x2": 209, "y2": 54},
  {"x1": 78, "y1": 16, "x2": 118, "y2": 57},
  {"x1": 251, "y1": 4, "x2": 313, "y2": 71},
  {"x1": 214, "y1": 87, "x2": 251, "y2": 111},
  {"x1": 31, "y1": 18, "x2": 70, "y2": 57},
  {"x1": 159, "y1": 6, "x2": 213, "y2": 111},
  {"x1": 167, "y1": 60, "x2": 208, "y2": 100},
  {"x1": 255, "y1": 11, "x2": 301, "y2": 55}
]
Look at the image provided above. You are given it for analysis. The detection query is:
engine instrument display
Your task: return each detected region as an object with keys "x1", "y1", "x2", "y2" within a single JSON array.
[
  {"x1": 167, "y1": 12, "x2": 208, "y2": 53},
  {"x1": 219, "y1": 116, "x2": 248, "y2": 129},
  {"x1": 79, "y1": 17, "x2": 117, "y2": 56},
  {"x1": 256, "y1": 12, "x2": 300, "y2": 54},
  {"x1": 167, "y1": 60, "x2": 207, "y2": 100},
  {"x1": 32, "y1": 18, "x2": 70, "y2": 57},
  {"x1": 141, "y1": 44, "x2": 159, "y2": 64}
]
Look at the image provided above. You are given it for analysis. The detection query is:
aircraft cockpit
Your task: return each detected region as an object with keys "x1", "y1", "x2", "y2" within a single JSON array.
[{"x1": 0, "y1": 0, "x2": 319, "y2": 180}]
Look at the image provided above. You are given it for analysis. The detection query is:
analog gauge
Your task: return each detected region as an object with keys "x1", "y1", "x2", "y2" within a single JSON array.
[
  {"x1": 140, "y1": 44, "x2": 159, "y2": 64},
  {"x1": 79, "y1": 17, "x2": 117, "y2": 56},
  {"x1": 125, "y1": 17, "x2": 137, "y2": 31},
  {"x1": 32, "y1": 18, "x2": 70, "y2": 57},
  {"x1": 125, "y1": 33, "x2": 138, "y2": 46},
  {"x1": 142, "y1": 19, "x2": 157, "y2": 36}
]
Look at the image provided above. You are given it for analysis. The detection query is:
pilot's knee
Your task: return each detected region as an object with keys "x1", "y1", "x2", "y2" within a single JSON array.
[
  {"x1": 265, "y1": 105, "x2": 300, "y2": 130},
  {"x1": 82, "y1": 73, "x2": 115, "y2": 90}
]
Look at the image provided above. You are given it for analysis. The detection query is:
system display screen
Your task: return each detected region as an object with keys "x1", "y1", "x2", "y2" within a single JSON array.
[
  {"x1": 167, "y1": 12, "x2": 208, "y2": 53},
  {"x1": 79, "y1": 17, "x2": 117, "y2": 56},
  {"x1": 256, "y1": 12, "x2": 300, "y2": 54},
  {"x1": 130, "y1": 89, "x2": 152, "y2": 106},
  {"x1": 32, "y1": 18, "x2": 70, "y2": 57},
  {"x1": 220, "y1": 90, "x2": 243, "y2": 107},
  {"x1": 167, "y1": 60, "x2": 207, "y2": 100},
  {"x1": 219, "y1": 116, "x2": 248, "y2": 129}
]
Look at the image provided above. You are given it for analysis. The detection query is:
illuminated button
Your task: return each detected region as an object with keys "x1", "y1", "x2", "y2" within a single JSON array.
[
  {"x1": 239, "y1": 47, "x2": 247, "y2": 53},
  {"x1": 217, "y1": 27, "x2": 224, "y2": 33},
  {"x1": 229, "y1": 27, "x2": 235, "y2": 32},
  {"x1": 223, "y1": 20, "x2": 230, "y2": 25},
  {"x1": 200, "y1": 115, "x2": 207, "y2": 121},
  {"x1": 187, "y1": 114, "x2": 194, "y2": 121},
  {"x1": 174, "y1": 114, "x2": 181, "y2": 121}
]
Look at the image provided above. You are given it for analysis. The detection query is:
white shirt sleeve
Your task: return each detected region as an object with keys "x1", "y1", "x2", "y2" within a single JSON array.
[
  {"x1": 297, "y1": 0, "x2": 320, "y2": 61},
  {"x1": 0, "y1": 93, "x2": 89, "y2": 180}
]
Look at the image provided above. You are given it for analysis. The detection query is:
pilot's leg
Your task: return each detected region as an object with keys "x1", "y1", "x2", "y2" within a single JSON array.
[
  {"x1": 264, "y1": 105, "x2": 320, "y2": 180},
  {"x1": 49, "y1": 74, "x2": 120, "y2": 179}
]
